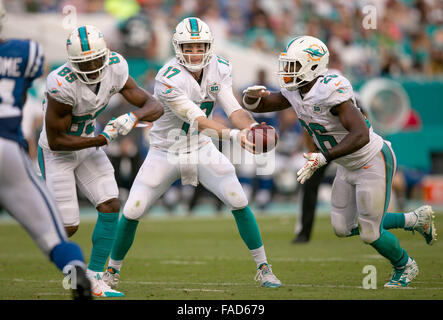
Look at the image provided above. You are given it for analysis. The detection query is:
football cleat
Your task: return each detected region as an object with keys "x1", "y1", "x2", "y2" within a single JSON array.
[
  {"x1": 384, "y1": 258, "x2": 419, "y2": 288},
  {"x1": 102, "y1": 266, "x2": 120, "y2": 289},
  {"x1": 71, "y1": 265, "x2": 92, "y2": 300},
  {"x1": 254, "y1": 263, "x2": 282, "y2": 288},
  {"x1": 87, "y1": 272, "x2": 125, "y2": 297},
  {"x1": 409, "y1": 205, "x2": 437, "y2": 245}
]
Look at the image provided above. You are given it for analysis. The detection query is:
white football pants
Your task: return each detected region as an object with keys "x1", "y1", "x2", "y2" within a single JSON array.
[
  {"x1": 38, "y1": 146, "x2": 119, "y2": 227},
  {"x1": 330, "y1": 141, "x2": 397, "y2": 244},
  {"x1": 124, "y1": 142, "x2": 249, "y2": 220}
]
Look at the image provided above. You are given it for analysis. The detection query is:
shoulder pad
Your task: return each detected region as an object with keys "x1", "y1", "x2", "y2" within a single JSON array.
[
  {"x1": 316, "y1": 74, "x2": 353, "y2": 108},
  {"x1": 46, "y1": 67, "x2": 75, "y2": 105}
]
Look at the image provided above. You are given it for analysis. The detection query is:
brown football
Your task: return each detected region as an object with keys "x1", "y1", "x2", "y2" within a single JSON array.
[{"x1": 247, "y1": 123, "x2": 279, "y2": 153}]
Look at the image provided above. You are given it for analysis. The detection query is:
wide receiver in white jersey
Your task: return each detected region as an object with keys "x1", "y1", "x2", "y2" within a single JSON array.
[
  {"x1": 102, "y1": 17, "x2": 282, "y2": 291},
  {"x1": 242, "y1": 35, "x2": 436, "y2": 288},
  {"x1": 37, "y1": 25, "x2": 163, "y2": 297}
]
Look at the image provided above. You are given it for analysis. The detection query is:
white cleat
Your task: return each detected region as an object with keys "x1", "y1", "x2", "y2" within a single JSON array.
[
  {"x1": 87, "y1": 272, "x2": 125, "y2": 297},
  {"x1": 103, "y1": 267, "x2": 120, "y2": 289},
  {"x1": 254, "y1": 263, "x2": 282, "y2": 288},
  {"x1": 410, "y1": 205, "x2": 437, "y2": 245},
  {"x1": 384, "y1": 258, "x2": 419, "y2": 288}
]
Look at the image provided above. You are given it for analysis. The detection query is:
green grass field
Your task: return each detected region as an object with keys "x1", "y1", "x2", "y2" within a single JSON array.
[{"x1": 0, "y1": 212, "x2": 442, "y2": 300}]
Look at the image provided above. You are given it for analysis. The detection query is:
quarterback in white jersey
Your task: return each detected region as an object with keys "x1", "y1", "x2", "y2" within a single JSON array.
[
  {"x1": 103, "y1": 17, "x2": 282, "y2": 291},
  {"x1": 37, "y1": 25, "x2": 163, "y2": 297},
  {"x1": 243, "y1": 36, "x2": 436, "y2": 288}
]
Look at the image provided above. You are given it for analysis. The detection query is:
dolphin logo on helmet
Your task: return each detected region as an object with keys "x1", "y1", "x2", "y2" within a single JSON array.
[{"x1": 277, "y1": 35, "x2": 329, "y2": 91}]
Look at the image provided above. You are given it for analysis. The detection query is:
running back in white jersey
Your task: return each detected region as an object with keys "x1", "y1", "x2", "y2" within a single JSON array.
[
  {"x1": 38, "y1": 51, "x2": 129, "y2": 150},
  {"x1": 151, "y1": 55, "x2": 234, "y2": 153},
  {"x1": 281, "y1": 72, "x2": 383, "y2": 170}
]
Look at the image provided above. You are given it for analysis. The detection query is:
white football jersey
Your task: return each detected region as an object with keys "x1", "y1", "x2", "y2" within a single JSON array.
[
  {"x1": 281, "y1": 72, "x2": 383, "y2": 170},
  {"x1": 150, "y1": 55, "x2": 235, "y2": 153},
  {"x1": 38, "y1": 51, "x2": 129, "y2": 150}
]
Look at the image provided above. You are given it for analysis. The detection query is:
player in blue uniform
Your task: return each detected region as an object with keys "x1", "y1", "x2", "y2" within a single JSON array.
[{"x1": 0, "y1": 2, "x2": 91, "y2": 299}]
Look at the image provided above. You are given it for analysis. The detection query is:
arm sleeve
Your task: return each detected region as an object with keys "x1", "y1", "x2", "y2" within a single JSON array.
[
  {"x1": 154, "y1": 79, "x2": 205, "y2": 125},
  {"x1": 217, "y1": 85, "x2": 242, "y2": 118},
  {"x1": 217, "y1": 58, "x2": 242, "y2": 117}
]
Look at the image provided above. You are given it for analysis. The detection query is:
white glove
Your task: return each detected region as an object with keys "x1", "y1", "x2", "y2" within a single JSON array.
[
  {"x1": 242, "y1": 85, "x2": 267, "y2": 98},
  {"x1": 296, "y1": 152, "x2": 327, "y2": 184},
  {"x1": 230, "y1": 128, "x2": 256, "y2": 154},
  {"x1": 100, "y1": 118, "x2": 118, "y2": 144},
  {"x1": 114, "y1": 112, "x2": 138, "y2": 136}
]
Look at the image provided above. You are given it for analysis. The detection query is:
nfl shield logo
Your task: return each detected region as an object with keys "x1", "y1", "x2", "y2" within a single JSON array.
[
  {"x1": 313, "y1": 105, "x2": 321, "y2": 113},
  {"x1": 208, "y1": 83, "x2": 220, "y2": 94}
]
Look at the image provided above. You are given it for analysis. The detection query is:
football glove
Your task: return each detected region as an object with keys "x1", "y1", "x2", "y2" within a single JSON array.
[
  {"x1": 297, "y1": 152, "x2": 327, "y2": 184},
  {"x1": 114, "y1": 112, "x2": 138, "y2": 136},
  {"x1": 99, "y1": 118, "x2": 118, "y2": 144}
]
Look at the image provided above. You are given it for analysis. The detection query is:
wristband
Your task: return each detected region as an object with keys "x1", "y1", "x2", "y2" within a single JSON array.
[{"x1": 242, "y1": 95, "x2": 261, "y2": 110}]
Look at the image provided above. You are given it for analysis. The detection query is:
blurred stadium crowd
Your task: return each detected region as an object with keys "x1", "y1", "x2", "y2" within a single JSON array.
[
  {"x1": 3, "y1": 0, "x2": 443, "y2": 215},
  {"x1": 6, "y1": 0, "x2": 443, "y2": 77}
]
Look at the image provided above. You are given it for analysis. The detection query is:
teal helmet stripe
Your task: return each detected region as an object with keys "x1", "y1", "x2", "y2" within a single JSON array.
[
  {"x1": 189, "y1": 18, "x2": 199, "y2": 36},
  {"x1": 283, "y1": 36, "x2": 302, "y2": 52},
  {"x1": 78, "y1": 26, "x2": 91, "y2": 52}
]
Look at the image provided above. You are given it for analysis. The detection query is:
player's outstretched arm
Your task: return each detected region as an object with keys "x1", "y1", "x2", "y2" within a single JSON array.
[
  {"x1": 194, "y1": 115, "x2": 256, "y2": 154},
  {"x1": 115, "y1": 76, "x2": 164, "y2": 135},
  {"x1": 242, "y1": 86, "x2": 292, "y2": 113},
  {"x1": 229, "y1": 109, "x2": 258, "y2": 130},
  {"x1": 45, "y1": 95, "x2": 108, "y2": 151}
]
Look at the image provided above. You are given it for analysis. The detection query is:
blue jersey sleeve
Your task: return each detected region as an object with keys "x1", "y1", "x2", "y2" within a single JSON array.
[{"x1": 23, "y1": 40, "x2": 45, "y2": 83}]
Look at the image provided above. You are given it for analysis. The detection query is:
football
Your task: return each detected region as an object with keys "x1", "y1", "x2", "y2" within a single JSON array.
[{"x1": 247, "y1": 123, "x2": 279, "y2": 153}]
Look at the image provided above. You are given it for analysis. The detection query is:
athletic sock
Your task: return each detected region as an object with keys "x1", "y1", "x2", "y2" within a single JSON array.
[
  {"x1": 404, "y1": 211, "x2": 418, "y2": 229},
  {"x1": 110, "y1": 215, "x2": 139, "y2": 262},
  {"x1": 383, "y1": 212, "x2": 406, "y2": 229},
  {"x1": 50, "y1": 241, "x2": 85, "y2": 272},
  {"x1": 107, "y1": 259, "x2": 123, "y2": 272},
  {"x1": 250, "y1": 246, "x2": 267, "y2": 268},
  {"x1": 87, "y1": 211, "x2": 119, "y2": 272},
  {"x1": 231, "y1": 206, "x2": 263, "y2": 250},
  {"x1": 370, "y1": 229, "x2": 409, "y2": 268}
]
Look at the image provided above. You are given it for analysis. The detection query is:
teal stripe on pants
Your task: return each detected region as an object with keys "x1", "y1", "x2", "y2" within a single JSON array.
[
  {"x1": 371, "y1": 142, "x2": 408, "y2": 268},
  {"x1": 380, "y1": 142, "x2": 395, "y2": 220}
]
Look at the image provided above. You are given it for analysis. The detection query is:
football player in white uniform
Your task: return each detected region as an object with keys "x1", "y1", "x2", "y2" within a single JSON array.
[
  {"x1": 37, "y1": 25, "x2": 163, "y2": 297},
  {"x1": 103, "y1": 17, "x2": 281, "y2": 290},
  {"x1": 242, "y1": 36, "x2": 436, "y2": 288}
]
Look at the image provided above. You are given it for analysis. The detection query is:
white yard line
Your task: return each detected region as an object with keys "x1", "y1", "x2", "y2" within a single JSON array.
[{"x1": 1, "y1": 278, "x2": 443, "y2": 292}]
